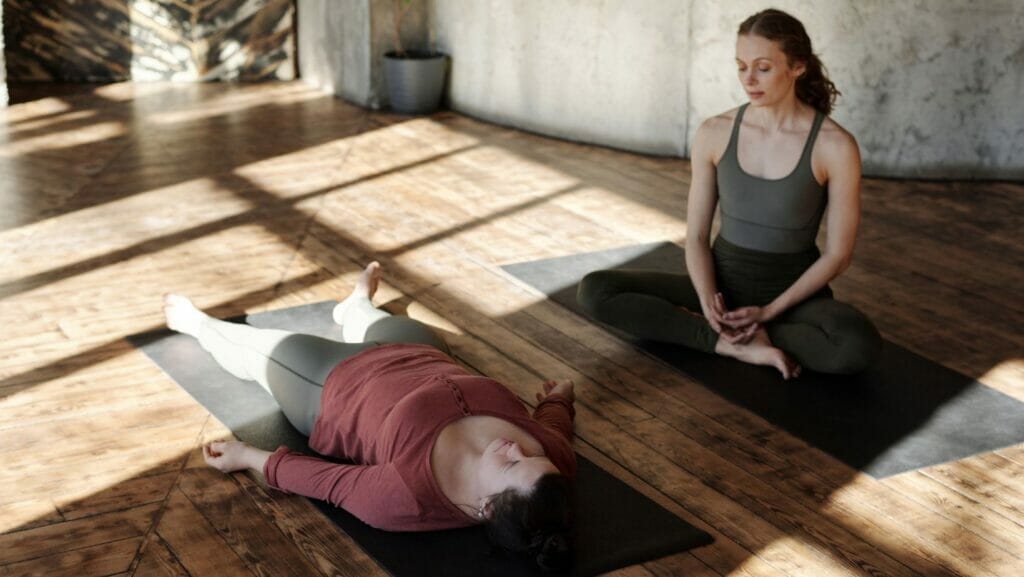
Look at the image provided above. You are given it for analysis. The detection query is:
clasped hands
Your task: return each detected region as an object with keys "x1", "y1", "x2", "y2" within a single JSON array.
[{"x1": 705, "y1": 292, "x2": 770, "y2": 345}]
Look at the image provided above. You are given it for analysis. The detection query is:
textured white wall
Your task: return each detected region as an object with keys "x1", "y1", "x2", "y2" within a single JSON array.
[
  {"x1": 689, "y1": 0, "x2": 1024, "y2": 178},
  {"x1": 297, "y1": 0, "x2": 1023, "y2": 178},
  {"x1": 433, "y1": 0, "x2": 691, "y2": 156},
  {"x1": 298, "y1": 0, "x2": 373, "y2": 105},
  {"x1": 297, "y1": 0, "x2": 428, "y2": 108},
  {"x1": 432, "y1": 0, "x2": 1023, "y2": 179}
]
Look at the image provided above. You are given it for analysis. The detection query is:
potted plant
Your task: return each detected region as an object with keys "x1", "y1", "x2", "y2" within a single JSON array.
[{"x1": 383, "y1": 0, "x2": 447, "y2": 114}]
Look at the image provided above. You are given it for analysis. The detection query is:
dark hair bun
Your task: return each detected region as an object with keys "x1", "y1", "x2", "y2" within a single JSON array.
[
  {"x1": 485, "y1": 474, "x2": 575, "y2": 572},
  {"x1": 535, "y1": 532, "x2": 573, "y2": 572}
]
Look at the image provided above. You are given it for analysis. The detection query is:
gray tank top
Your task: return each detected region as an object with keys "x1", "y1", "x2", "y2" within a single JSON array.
[{"x1": 716, "y1": 103, "x2": 827, "y2": 254}]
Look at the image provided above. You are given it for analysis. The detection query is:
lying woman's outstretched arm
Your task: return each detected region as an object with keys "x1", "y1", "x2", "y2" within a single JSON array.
[
  {"x1": 204, "y1": 440, "x2": 271, "y2": 473},
  {"x1": 203, "y1": 440, "x2": 420, "y2": 530}
]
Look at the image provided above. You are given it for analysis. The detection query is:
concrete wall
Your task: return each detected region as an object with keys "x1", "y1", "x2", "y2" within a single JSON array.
[
  {"x1": 296, "y1": 0, "x2": 1022, "y2": 179},
  {"x1": 688, "y1": 0, "x2": 1024, "y2": 179},
  {"x1": 429, "y1": 0, "x2": 1023, "y2": 179},
  {"x1": 298, "y1": 0, "x2": 372, "y2": 104},
  {"x1": 298, "y1": 0, "x2": 427, "y2": 108},
  {"x1": 433, "y1": 0, "x2": 691, "y2": 156}
]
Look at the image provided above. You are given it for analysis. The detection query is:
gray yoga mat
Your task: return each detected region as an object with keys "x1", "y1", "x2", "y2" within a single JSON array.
[
  {"x1": 129, "y1": 301, "x2": 712, "y2": 577},
  {"x1": 502, "y1": 242, "x2": 1024, "y2": 479}
]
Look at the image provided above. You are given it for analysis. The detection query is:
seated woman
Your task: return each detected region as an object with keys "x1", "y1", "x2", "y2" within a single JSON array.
[
  {"x1": 164, "y1": 262, "x2": 576, "y2": 572},
  {"x1": 578, "y1": 9, "x2": 880, "y2": 379}
]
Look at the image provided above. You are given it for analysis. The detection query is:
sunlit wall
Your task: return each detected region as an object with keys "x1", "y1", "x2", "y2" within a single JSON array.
[{"x1": 2, "y1": 0, "x2": 295, "y2": 82}]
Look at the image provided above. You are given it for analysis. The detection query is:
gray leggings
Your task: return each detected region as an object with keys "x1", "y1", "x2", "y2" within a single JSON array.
[
  {"x1": 192, "y1": 296, "x2": 449, "y2": 435},
  {"x1": 577, "y1": 237, "x2": 881, "y2": 374}
]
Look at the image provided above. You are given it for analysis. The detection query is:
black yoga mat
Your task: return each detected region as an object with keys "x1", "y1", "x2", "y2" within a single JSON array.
[
  {"x1": 129, "y1": 301, "x2": 712, "y2": 577},
  {"x1": 502, "y1": 242, "x2": 1024, "y2": 479}
]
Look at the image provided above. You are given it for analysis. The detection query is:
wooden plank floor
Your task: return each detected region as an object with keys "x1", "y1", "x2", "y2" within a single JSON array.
[{"x1": 1, "y1": 81, "x2": 1021, "y2": 577}]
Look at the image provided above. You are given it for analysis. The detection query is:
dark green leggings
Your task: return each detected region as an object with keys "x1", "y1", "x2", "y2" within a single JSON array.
[
  {"x1": 191, "y1": 295, "x2": 449, "y2": 436},
  {"x1": 577, "y1": 237, "x2": 880, "y2": 374}
]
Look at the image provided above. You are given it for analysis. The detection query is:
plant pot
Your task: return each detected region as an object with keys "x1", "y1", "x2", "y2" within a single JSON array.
[{"x1": 383, "y1": 51, "x2": 447, "y2": 114}]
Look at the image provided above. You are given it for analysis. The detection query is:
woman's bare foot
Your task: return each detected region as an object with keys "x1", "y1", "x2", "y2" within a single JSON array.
[
  {"x1": 163, "y1": 294, "x2": 207, "y2": 337},
  {"x1": 715, "y1": 328, "x2": 801, "y2": 380},
  {"x1": 353, "y1": 261, "x2": 381, "y2": 299},
  {"x1": 333, "y1": 261, "x2": 382, "y2": 324}
]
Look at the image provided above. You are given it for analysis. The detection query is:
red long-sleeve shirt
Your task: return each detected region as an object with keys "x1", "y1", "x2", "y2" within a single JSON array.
[{"x1": 263, "y1": 343, "x2": 576, "y2": 531}]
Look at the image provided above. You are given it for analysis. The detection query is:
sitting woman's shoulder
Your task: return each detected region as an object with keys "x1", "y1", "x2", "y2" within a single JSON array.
[
  {"x1": 697, "y1": 107, "x2": 741, "y2": 136},
  {"x1": 815, "y1": 115, "x2": 860, "y2": 164},
  {"x1": 693, "y1": 107, "x2": 741, "y2": 160},
  {"x1": 816, "y1": 112, "x2": 856, "y2": 145}
]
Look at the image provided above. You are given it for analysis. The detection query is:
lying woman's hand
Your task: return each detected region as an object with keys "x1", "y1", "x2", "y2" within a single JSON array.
[
  {"x1": 536, "y1": 379, "x2": 575, "y2": 404},
  {"x1": 203, "y1": 440, "x2": 256, "y2": 473}
]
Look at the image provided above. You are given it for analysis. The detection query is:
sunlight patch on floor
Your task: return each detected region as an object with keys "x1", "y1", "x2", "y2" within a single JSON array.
[
  {"x1": 145, "y1": 82, "x2": 325, "y2": 125},
  {"x1": 2, "y1": 109, "x2": 100, "y2": 135},
  {"x1": 561, "y1": 185, "x2": 689, "y2": 243},
  {"x1": 978, "y1": 358, "x2": 1024, "y2": 400},
  {"x1": 0, "y1": 97, "x2": 73, "y2": 122},
  {"x1": 0, "y1": 121, "x2": 125, "y2": 157},
  {"x1": 0, "y1": 178, "x2": 257, "y2": 280},
  {"x1": 92, "y1": 81, "x2": 178, "y2": 103}
]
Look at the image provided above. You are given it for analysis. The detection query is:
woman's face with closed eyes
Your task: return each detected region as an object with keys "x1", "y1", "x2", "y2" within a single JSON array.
[
  {"x1": 477, "y1": 438, "x2": 557, "y2": 508},
  {"x1": 735, "y1": 34, "x2": 804, "y2": 107}
]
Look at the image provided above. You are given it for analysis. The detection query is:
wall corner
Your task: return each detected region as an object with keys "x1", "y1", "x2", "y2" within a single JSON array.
[{"x1": 1, "y1": 2, "x2": 7, "y2": 108}]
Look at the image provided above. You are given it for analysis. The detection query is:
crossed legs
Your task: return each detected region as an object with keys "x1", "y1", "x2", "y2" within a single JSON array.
[{"x1": 577, "y1": 268, "x2": 879, "y2": 378}]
